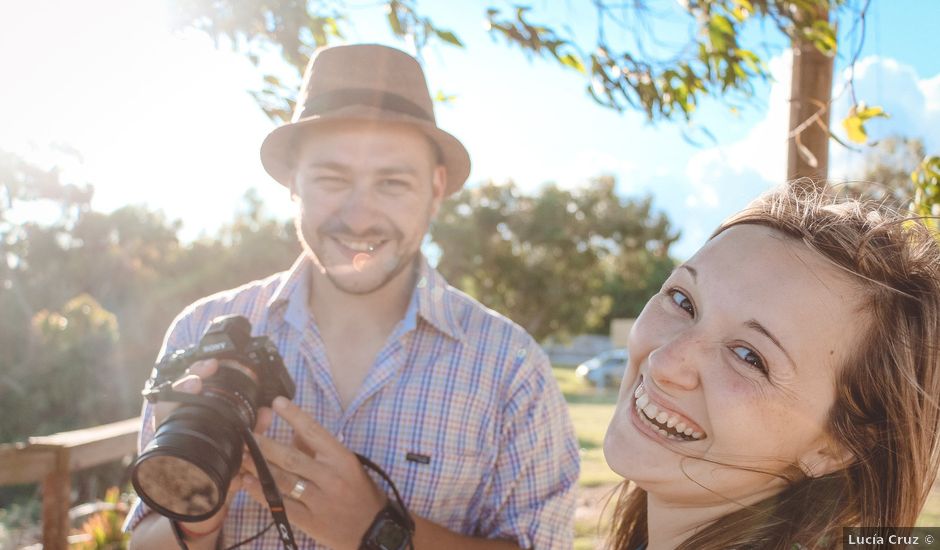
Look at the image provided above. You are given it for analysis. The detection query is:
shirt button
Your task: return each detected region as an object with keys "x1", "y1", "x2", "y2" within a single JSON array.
[{"x1": 337, "y1": 432, "x2": 345, "y2": 444}]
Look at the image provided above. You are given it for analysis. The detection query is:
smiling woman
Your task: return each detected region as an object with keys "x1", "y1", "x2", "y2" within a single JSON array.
[{"x1": 603, "y1": 183, "x2": 940, "y2": 550}]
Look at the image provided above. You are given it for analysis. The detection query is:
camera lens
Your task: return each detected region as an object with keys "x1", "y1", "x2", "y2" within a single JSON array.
[{"x1": 131, "y1": 365, "x2": 260, "y2": 521}]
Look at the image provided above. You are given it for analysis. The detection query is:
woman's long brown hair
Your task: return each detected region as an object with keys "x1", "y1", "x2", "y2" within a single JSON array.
[{"x1": 608, "y1": 184, "x2": 940, "y2": 549}]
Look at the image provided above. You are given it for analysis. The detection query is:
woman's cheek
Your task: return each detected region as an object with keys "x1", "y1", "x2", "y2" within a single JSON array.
[
  {"x1": 628, "y1": 300, "x2": 672, "y2": 356},
  {"x1": 617, "y1": 358, "x2": 639, "y2": 399}
]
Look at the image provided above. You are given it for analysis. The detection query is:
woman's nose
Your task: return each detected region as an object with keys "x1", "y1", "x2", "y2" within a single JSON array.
[{"x1": 647, "y1": 331, "x2": 703, "y2": 392}]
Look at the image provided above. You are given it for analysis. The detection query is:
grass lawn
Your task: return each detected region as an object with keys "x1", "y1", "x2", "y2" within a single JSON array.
[
  {"x1": 552, "y1": 364, "x2": 940, "y2": 549},
  {"x1": 553, "y1": 365, "x2": 620, "y2": 549}
]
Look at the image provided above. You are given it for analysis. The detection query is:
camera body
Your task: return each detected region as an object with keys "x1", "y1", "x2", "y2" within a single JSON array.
[
  {"x1": 131, "y1": 315, "x2": 295, "y2": 521},
  {"x1": 152, "y1": 314, "x2": 295, "y2": 412}
]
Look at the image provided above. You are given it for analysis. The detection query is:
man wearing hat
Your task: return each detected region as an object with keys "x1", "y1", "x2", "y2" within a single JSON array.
[{"x1": 125, "y1": 44, "x2": 579, "y2": 549}]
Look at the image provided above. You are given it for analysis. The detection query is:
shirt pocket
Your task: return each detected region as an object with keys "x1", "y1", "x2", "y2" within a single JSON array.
[{"x1": 388, "y1": 446, "x2": 492, "y2": 531}]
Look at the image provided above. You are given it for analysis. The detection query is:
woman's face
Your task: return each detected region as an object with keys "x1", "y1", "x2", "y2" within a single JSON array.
[{"x1": 604, "y1": 224, "x2": 863, "y2": 505}]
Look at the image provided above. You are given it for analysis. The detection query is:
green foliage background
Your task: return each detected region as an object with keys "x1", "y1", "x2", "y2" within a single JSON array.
[{"x1": 0, "y1": 150, "x2": 677, "y2": 514}]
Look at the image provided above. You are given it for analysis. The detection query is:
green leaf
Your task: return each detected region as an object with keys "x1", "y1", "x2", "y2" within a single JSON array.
[
  {"x1": 856, "y1": 104, "x2": 888, "y2": 121},
  {"x1": 559, "y1": 53, "x2": 587, "y2": 74},
  {"x1": 433, "y1": 90, "x2": 457, "y2": 103},
  {"x1": 709, "y1": 14, "x2": 734, "y2": 37},
  {"x1": 387, "y1": 3, "x2": 403, "y2": 36},
  {"x1": 843, "y1": 103, "x2": 890, "y2": 144},
  {"x1": 807, "y1": 20, "x2": 837, "y2": 55},
  {"x1": 842, "y1": 114, "x2": 867, "y2": 144},
  {"x1": 735, "y1": 48, "x2": 761, "y2": 74},
  {"x1": 911, "y1": 155, "x2": 940, "y2": 233},
  {"x1": 434, "y1": 29, "x2": 464, "y2": 47},
  {"x1": 325, "y1": 17, "x2": 343, "y2": 38}
]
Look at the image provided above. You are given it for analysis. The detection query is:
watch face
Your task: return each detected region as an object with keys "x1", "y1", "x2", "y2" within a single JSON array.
[{"x1": 374, "y1": 519, "x2": 408, "y2": 550}]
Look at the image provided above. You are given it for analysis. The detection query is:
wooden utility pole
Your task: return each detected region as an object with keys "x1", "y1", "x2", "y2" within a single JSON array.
[{"x1": 787, "y1": 4, "x2": 835, "y2": 188}]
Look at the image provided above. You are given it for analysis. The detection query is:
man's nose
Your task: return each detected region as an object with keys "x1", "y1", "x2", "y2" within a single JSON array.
[{"x1": 338, "y1": 183, "x2": 379, "y2": 233}]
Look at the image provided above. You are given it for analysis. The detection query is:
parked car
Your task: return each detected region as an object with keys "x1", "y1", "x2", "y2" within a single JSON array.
[{"x1": 574, "y1": 348, "x2": 629, "y2": 388}]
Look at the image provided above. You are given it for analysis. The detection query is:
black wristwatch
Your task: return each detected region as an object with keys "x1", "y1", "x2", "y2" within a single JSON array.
[{"x1": 360, "y1": 499, "x2": 414, "y2": 550}]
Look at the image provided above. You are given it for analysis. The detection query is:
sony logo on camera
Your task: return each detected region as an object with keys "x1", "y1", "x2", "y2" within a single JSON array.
[{"x1": 200, "y1": 341, "x2": 230, "y2": 354}]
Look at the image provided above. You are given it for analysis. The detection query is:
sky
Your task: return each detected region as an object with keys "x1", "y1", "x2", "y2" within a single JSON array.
[{"x1": 2, "y1": 1, "x2": 939, "y2": 259}]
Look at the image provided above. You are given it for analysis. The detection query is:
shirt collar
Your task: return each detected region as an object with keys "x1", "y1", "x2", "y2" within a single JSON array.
[
  {"x1": 267, "y1": 254, "x2": 465, "y2": 342},
  {"x1": 266, "y1": 255, "x2": 312, "y2": 332},
  {"x1": 414, "y1": 257, "x2": 465, "y2": 342}
]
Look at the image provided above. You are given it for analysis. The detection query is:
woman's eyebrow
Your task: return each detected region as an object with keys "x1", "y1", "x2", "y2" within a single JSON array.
[
  {"x1": 677, "y1": 264, "x2": 698, "y2": 281},
  {"x1": 745, "y1": 319, "x2": 796, "y2": 369}
]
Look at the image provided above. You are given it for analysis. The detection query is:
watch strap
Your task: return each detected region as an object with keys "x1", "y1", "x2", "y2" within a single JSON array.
[{"x1": 360, "y1": 499, "x2": 414, "y2": 550}]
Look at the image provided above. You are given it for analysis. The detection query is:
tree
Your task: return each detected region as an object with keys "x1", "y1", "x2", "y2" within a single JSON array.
[
  {"x1": 168, "y1": 0, "x2": 885, "y2": 185},
  {"x1": 1, "y1": 150, "x2": 302, "y2": 510},
  {"x1": 842, "y1": 135, "x2": 924, "y2": 210},
  {"x1": 911, "y1": 155, "x2": 940, "y2": 235},
  {"x1": 431, "y1": 177, "x2": 678, "y2": 340},
  {"x1": 837, "y1": 137, "x2": 940, "y2": 235},
  {"x1": 0, "y1": 152, "x2": 301, "y2": 447}
]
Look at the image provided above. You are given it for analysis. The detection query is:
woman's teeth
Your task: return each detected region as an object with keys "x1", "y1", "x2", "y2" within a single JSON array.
[{"x1": 633, "y1": 384, "x2": 705, "y2": 441}]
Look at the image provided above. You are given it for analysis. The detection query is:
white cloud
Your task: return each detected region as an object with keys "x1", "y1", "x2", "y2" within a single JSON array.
[
  {"x1": 830, "y1": 56, "x2": 940, "y2": 179},
  {"x1": 670, "y1": 53, "x2": 940, "y2": 259},
  {"x1": 921, "y1": 73, "x2": 940, "y2": 114},
  {"x1": 666, "y1": 52, "x2": 793, "y2": 258}
]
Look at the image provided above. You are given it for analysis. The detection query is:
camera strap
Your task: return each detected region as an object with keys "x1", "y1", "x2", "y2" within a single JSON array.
[
  {"x1": 241, "y1": 425, "x2": 299, "y2": 550},
  {"x1": 354, "y1": 454, "x2": 416, "y2": 550},
  {"x1": 147, "y1": 389, "x2": 413, "y2": 550},
  {"x1": 148, "y1": 388, "x2": 299, "y2": 550}
]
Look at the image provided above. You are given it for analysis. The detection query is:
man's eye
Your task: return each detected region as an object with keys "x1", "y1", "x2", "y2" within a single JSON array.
[
  {"x1": 731, "y1": 346, "x2": 767, "y2": 374},
  {"x1": 668, "y1": 288, "x2": 694, "y2": 316},
  {"x1": 308, "y1": 176, "x2": 346, "y2": 188},
  {"x1": 380, "y1": 178, "x2": 409, "y2": 189}
]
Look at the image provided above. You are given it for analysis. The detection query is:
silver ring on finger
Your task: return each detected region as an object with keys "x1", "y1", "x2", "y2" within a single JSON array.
[{"x1": 288, "y1": 478, "x2": 307, "y2": 500}]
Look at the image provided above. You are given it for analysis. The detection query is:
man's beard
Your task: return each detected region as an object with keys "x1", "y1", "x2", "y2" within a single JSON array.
[{"x1": 294, "y1": 215, "x2": 418, "y2": 295}]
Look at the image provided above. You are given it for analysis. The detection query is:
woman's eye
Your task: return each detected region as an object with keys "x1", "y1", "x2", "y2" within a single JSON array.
[
  {"x1": 668, "y1": 288, "x2": 695, "y2": 316},
  {"x1": 731, "y1": 346, "x2": 767, "y2": 373}
]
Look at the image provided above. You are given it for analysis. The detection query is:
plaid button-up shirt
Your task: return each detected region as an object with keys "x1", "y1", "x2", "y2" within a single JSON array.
[{"x1": 124, "y1": 255, "x2": 580, "y2": 549}]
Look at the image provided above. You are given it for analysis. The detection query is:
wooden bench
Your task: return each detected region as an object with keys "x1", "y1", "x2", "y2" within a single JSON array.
[{"x1": 0, "y1": 418, "x2": 139, "y2": 550}]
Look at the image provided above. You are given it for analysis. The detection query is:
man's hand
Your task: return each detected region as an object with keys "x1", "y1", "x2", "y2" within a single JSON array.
[
  {"x1": 241, "y1": 396, "x2": 386, "y2": 550},
  {"x1": 152, "y1": 358, "x2": 274, "y2": 536}
]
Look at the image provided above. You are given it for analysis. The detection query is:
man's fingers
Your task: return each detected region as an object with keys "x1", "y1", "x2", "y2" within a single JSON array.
[
  {"x1": 187, "y1": 358, "x2": 219, "y2": 377},
  {"x1": 252, "y1": 434, "x2": 335, "y2": 491},
  {"x1": 241, "y1": 462, "x2": 322, "y2": 509},
  {"x1": 242, "y1": 474, "x2": 312, "y2": 518},
  {"x1": 154, "y1": 360, "x2": 220, "y2": 427},
  {"x1": 154, "y1": 373, "x2": 201, "y2": 426},
  {"x1": 293, "y1": 433, "x2": 317, "y2": 458},
  {"x1": 271, "y1": 397, "x2": 341, "y2": 458},
  {"x1": 254, "y1": 406, "x2": 274, "y2": 435},
  {"x1": 170, "y1": 374, "x2": 202, "y2": 394}
]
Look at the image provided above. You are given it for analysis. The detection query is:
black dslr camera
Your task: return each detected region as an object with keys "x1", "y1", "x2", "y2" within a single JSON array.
[{"x1": 130, "y1": 315, "x2": 295, "y2": 522}]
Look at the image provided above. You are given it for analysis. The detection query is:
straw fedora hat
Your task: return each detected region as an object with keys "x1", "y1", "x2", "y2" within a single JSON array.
[{"x1": 260, "y1": 44, "x2": 471, "y2": 196}]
